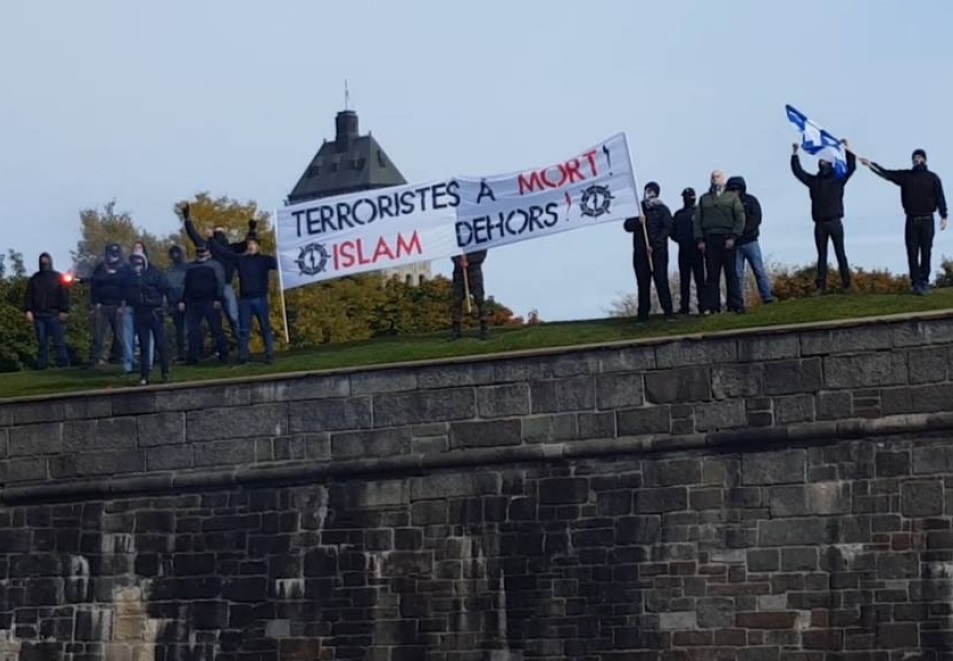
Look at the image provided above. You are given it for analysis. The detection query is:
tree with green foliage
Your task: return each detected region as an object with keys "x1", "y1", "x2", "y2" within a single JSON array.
[{"x1": 72, "y1": 200, "x2": 178, "y2": 277}]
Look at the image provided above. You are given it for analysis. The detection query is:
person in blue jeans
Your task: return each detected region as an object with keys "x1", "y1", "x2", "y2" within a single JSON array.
[
  {"x1": 24, "y1": 252, "x2": 70, "y2": 369},
  {"x1": 206, "y1": 228, "x2": 277, "y2": 364},
  {"x1": 726, "y1": 176, "x2": 774, "y2": 309},
  {"x1": 121, "y1": 243, "x2": 154, "y2": 373}
]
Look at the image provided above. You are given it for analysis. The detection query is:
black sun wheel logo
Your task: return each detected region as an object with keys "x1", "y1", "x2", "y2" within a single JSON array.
[
  {"x1": 579, "y1": 185, "x2": 613, "y2": 218},
  {"x1": 296, "y1": 243, "x2": 330, "y2": 276}
]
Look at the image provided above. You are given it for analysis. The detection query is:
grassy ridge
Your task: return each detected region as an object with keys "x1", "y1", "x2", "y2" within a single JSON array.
[{"x1": 2, "y1": 289, "x2": 952, "y2": 400}]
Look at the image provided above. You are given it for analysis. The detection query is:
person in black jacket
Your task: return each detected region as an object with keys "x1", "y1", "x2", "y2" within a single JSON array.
[
  {"x1": 177, "y1": 202, "x2": 255, "y2": 338},
  {"x1": 24, "y1": 252, "x2": 70, "y2": 369},
  {"x1": 208, "y1": 235, "x2": 277, "y2": 364},
  {"x1": 727, "y1": 176, "x2": 773, "y2": 309},
  {"x1": 450, "y1": 250, "x2": 489, "y2": 340},
  {"x1": 624, "y1": 182, "x2": 674, "y2": 322},
  {"x1": 122, "y1": 252, "x2": 171, "y2": 385},
  {"x1": 861, "y1": 149, "x2": 949, "y2": 295},
  {"x1": 791, "y1": 140, "x2": 856, "y2": 294},
  {"x1": 179, "y1": 243, "x2": 229, "y2": 365},
  {"x1": 88, "y1": 243, "x2": 127, "y2": 366},
  {"x1": 670, "y1": 187, "x2": 705, "y2": 315}
]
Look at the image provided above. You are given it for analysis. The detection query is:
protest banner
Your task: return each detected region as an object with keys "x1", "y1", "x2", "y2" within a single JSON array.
[{"x1": 275, "y1": 132, "x2": 640, "y2": 291}]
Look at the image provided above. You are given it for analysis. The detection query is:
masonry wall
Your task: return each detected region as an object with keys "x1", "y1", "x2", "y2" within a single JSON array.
[{"x1": 0, "y1": 313, "x2": 952, "y2": 660}]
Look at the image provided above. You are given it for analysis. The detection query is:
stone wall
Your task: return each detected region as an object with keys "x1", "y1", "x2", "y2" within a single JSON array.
[{"x1": 0, "y1": 313, "x2": 952, "y2": 659}]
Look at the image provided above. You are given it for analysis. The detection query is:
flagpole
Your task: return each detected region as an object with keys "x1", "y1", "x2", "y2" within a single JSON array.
[{"x1": 273, "y1": 219, "x2": 291, "y2": 346}]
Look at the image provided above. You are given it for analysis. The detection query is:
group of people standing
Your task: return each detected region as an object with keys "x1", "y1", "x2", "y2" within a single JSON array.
[
  {"x1": 626, "y1": 143, "x2": 948, "y2": 319},
  {"x1": 23, "y1": 204, "x2": 278, "y2": 384}
]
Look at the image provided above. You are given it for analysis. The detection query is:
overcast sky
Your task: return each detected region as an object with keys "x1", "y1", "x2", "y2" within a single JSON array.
[{"x1": 3, "y1": 0, "x2": 951, "y2": 321}]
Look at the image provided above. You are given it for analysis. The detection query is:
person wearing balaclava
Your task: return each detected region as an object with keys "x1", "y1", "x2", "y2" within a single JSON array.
[
  {"x1": 693, "y1": 170, "x2": 746, "y2": 314},
  {"x1": 791, "y1": 139, "x2": 857, "y2": 295},
  {"x1": 89, "y1": 243, "x2": 127, "y2": 366},
  {"x1": 624, "y1": 181, "x2": 674, "y2": 322},
  {"x1": 24, "y1": 252, "x2": 70, "y2": 369},
  {"x1": 166, "y1": 245, "x2": 189, "y2": 362},
  {"x1": 670, "y1": 187, "x2": 706, "y2": 315},
  {"x1": 180, "y1": 241, "x2": 230, "y2": 365},
  {"x1": 121, "y1": 251, "x2": 171, "y2": 385},
  {"x1": 861, "y1": 149, "x2": 949, "y2": 295},
  {"x1": 177, "y1": 202, "x2": 257, "y2": 341},
  {"x1": 120, "y1": 242, "x2": 154, "y2": 375}
]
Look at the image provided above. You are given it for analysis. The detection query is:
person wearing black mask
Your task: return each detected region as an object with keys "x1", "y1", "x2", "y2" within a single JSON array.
[
  {"x1": 791, "y1": 139, "x2": 856, "y2": 295},
  {"x1": 24, "y1": 252, "x2": 70, "y2": 369},
  {"x1": 670, "y1": 187, "x2": 705, "y2": 315},
  {"x1": 861, "y1": 149, "x2": 949, "y2": 295},
  {"x1": 624, "y1": 181, "x2": 675, "y2": 322},
  {"x1": 180, "y1": 242, "x2": 229, "y2": 365},
  {"x1": 121, "y1": 252, "x2": 171, "y2": 385},
  {"x1": 89, "y1": 243, "x2": 127, "y2": 366},
  {"x1": 177, "y1": 202, "x2": 256, "y2": 339},
  {"x1": 207, "y1": 232, "x2": 277, "y2": 365},
  {"x1": 166, "y1": 245, "x2": 189, "y2": 362}
]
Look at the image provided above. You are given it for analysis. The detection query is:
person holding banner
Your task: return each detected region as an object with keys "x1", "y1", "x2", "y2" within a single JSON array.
[
  {"x1": 860, "y1": 149, "x2": 948, "y2": 295},
  {"x1": 791, "y1": 140, "x2": 856, "y2": 295},
  {"x1": 450, "y1": 250, "x2": 489, "y2": 341},
  {"x1": 694, "y1": 170, "x2": 746, "y2": 314},
  {"x1": 624, "y1": 182, "x2": 674, "y2": 322}
]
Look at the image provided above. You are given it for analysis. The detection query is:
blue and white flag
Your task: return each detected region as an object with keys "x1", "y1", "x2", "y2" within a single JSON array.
[{"x1": 785, "y1": 104, "x2": 848, "y2": 179}]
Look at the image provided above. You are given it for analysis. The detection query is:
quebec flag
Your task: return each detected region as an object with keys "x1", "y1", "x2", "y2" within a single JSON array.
[{"x1": 785, "y1": 104, "x2": 848, "y2": 179}]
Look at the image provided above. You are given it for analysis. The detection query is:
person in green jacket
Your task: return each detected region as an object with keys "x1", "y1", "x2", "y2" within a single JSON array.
[{"x1": 693, "y1": 170, "x2": 746, "y2": 314}]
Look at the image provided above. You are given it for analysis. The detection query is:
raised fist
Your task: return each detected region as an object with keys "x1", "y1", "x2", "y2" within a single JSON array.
[
  {"x1": 248, "y1": 219, "x2": 258, "y2": 232},
  {"x1": 174, "y1": 202, "x2": 190, "y2": 221}
]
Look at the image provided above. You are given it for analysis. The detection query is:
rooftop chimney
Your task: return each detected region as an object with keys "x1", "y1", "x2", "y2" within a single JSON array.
[{"x1": 335, "y1": 110, "x2": 359, "y2": 151}]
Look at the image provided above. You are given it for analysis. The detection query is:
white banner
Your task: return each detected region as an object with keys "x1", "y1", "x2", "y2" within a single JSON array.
[{"x1": 275, "y1": 132, "x2": 640, "y2": 290}]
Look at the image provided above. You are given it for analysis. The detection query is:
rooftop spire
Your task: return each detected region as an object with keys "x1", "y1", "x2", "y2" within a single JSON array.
[{"x1": 344, "y1": 79, "x2": 351, "y2": 111}]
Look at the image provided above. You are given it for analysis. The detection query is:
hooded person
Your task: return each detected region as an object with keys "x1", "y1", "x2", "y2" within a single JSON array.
[
  {"x1": 207, "y1": 233, "x2": 277, "y2": 364},
  {"x1": 791, "y1": 139, "x2": 857, "y2": 294},
  {"x1": 120, "y1": 242, "x2": 154, "y2": 375},
  {"x1": 726, "y1": 176, "x2": 773, "y2": 308},
  {"x1": 861, "y1": 148, "x2": 949, "y2": 295},
  {"x1": 180, "y1": 241, "x2": 229, "y2": 365},
  {"x1": 624, "y1": 181, "x2": 675, "y2": 322},
  {"x1": 122, "y1": 251, "x2": 171, "y2": 385},
  {"x1": 178, "y1": 202, "x2": 256, "y2": 339},
  {"x1": 166, "y1": 245, "x2": 189, "y2": 362},
  {"x1": 24, "y1": 252, "x2": 70, "y2": 369},
  {"x1": 89, "y1": 242, "x2": 127, "y2": 365},
  {"x1": 670, "y1": 187, "x2": 706, "y2": 315},
  {"x1": 693, "y1": 170, "x2": 746, "y2": 314}
]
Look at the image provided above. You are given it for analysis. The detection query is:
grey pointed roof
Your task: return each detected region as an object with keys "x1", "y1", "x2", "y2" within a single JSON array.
[{"x1": 287, "y1": 110, "x2": 408, "y2": 204}]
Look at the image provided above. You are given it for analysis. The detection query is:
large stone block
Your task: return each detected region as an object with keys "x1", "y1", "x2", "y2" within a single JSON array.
[
  {"x1": 156, "y1": 385, "x2": 251, "y2": 412},
  {"x1": 373, "y1": 389, "x2": 475, "y2": 427},
  {"x1": 900, "y1": 481, "x2": 944, "y2": 518},
  {"x1": 912, "y1": 445, "x2": 953, "y2": 475},
  {"x1": 773, "y1": 395, "x2": 815, "y2": 424},
  {"x1": 476, "y1": 384, "x2": 530, "y2": 419},
  {"x1": 743, "y1": 450, "x2": 806, "y2": 485},
  {"x1": 288, "y1": 397, "x2": 373, "y2": 433},
  {"x1": 410, "y1": 473, "x2": 499, "y2": 500},
  {"x1": 8, "y1": 422, "x2": 63, "y2": 457},
  {"x1": 1, "y1": 456, "x2": 47, "y2": 483},
  {"x1": 645, "y1": 367, "x2": 711, "y2": 404},
  {"x1": 188, "y1": 403, "x2": 288, "y2": 441},
  {"x1": 769, "y1": 483, "x2": 851, "y2": 517},
  {"x1": 643, "y1": 458, "x2": 701, "y2": 487},
  {"x1": 599, "y1": 346, "x2": 656, "y2": 372},
  {"x1": 881, "y1": 384, "x2": 953, "y2": 416},
  {"x1": 75, "y1": 450, "x2": 144, "y2": 477},
  {"x1": 64, "y1": 417, "x2": 138, "y2": 452},
  {"x1": 62, "y1": 397, "x2": 112, "y2": 421},
  {"x1": 193, "y1": 439, "x2": 258, "y2": 467},
  {"x1": 417, "y1": 363, "x2": 496, "y2": 390},
  {"x1": 520, "y1": 414, "x2": 578, "y2": 443},
  {"x1": 350, "y1": 369, "x2": 418, "y2": 395},
  {"x1": 737, "y1": 334, "x2": 801, "y2": 362},
  {"x1": 824, "y1": 352, "x2": 908, "y2": 389},
  {"x1": 800, "y1": 325, "x2": 895, "y2": 356},
  {"x1": 137, "y1": 413, "x2": 186, "y2": 447},
  {"x1": 529, "y1": 377, "x2": 595, "y2": 414},
  {"x1": 596, "y1": 372, "x2": 644, "y2": 410},
  {"x1": 578, "y1": 412, "x2": 617, "y2": 439},
  {"x1": 656, "y1": 338, "x2": 737, "y2": 368},
  {"x1": 9, "y1": 401, "x2": 64, "y2": 425},
  {"x1": 331, "y1": 428, "x2": 413, "y2": 460},
  {"x1": 249, "y1": 375, "x2": 350, "y2": 403},
  {"x1": 711, "y1": 364, "x2": 762, "y2": 399},
  {"x1": 763, "y1": 358, "x2": 822, "y2": 395},
  {"x1": 893, "y1": 318, "x2": 953, "y2": 347},
  {"x1": 907, "y1": 347, "x2": 949, "y2": 384},
  {"x1": 617, "y1": 406, "x2": 671, "y2": 436},
  {"x1": 694, "y1": 400, "x2": 746, "y2": 432},
  {"x1": 449, "y1": 420, "x2": 522, "y2": 449},
  {"x1": 816, "y1": 391, "x2": 851, "y2": 420}
]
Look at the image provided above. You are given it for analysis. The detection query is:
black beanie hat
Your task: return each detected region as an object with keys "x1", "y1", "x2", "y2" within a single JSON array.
[
  {"x1": 913, "y1": 148, "x2": 927, "y2": 160},
  {"x1": 644, "y1": 181, "x2": 660, "y2": 196}
]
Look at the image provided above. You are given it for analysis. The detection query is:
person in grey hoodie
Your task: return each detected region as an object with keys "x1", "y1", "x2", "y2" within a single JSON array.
[{"x1": 166, "y1": 245, "x2": 189, "y2": 362}]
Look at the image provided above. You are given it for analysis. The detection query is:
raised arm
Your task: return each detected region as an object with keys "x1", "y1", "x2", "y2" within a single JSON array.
[
  {"x1": 208, "y1": 236, "x2": 240, "y2": 264},
  {"x1": 790, "y1": 152, "x2": 814, "y2": 187},
  {"x1": 866, "y1": 161, "x2": 906, "y2": 186},
  {"x1": 843, "y1": 149, "x2": 857, "y2": 182}
]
